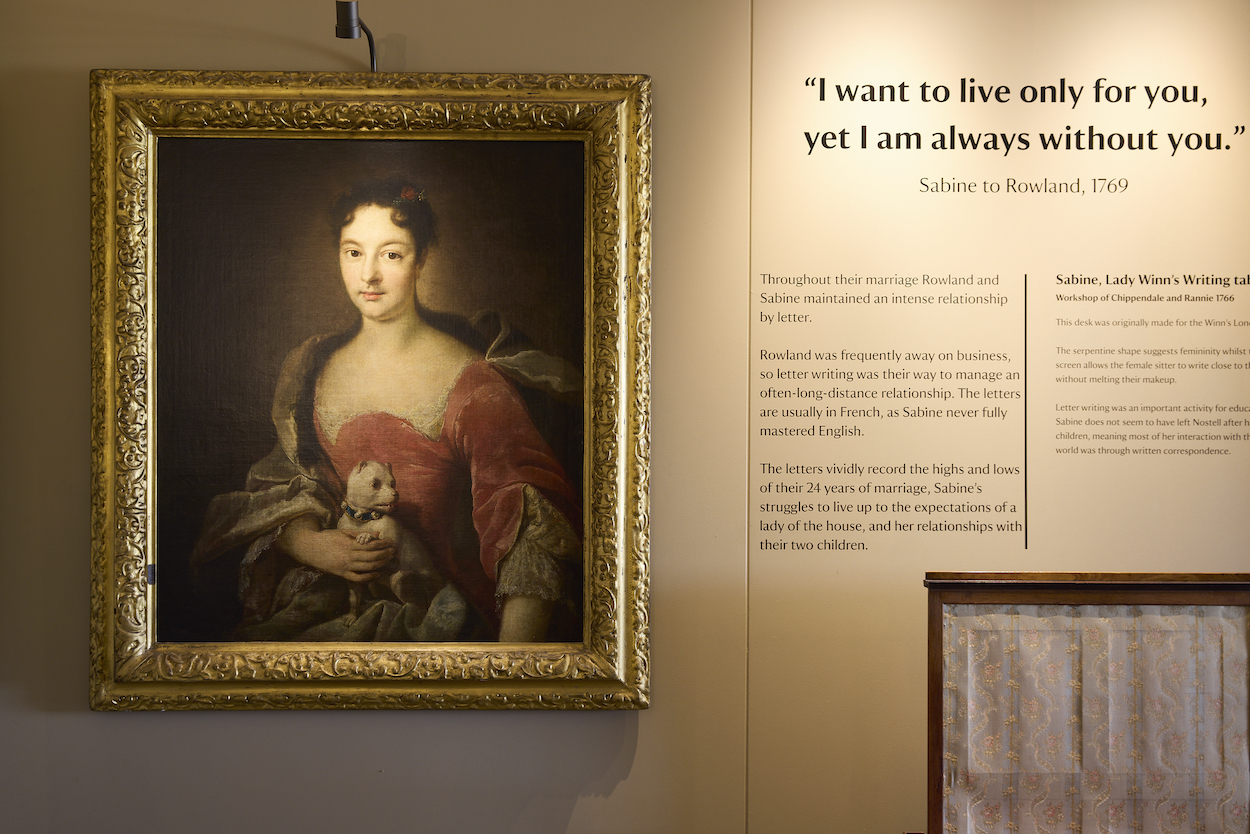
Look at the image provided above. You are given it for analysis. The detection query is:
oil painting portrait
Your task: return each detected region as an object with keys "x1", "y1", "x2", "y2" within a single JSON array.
[{"x1": 157, "y1": 139, "x2": 586, "y2": 644}]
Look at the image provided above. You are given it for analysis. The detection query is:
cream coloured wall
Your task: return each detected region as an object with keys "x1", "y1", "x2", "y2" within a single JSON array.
[
  {"x1": 745, "y1": 2, "x2": 1249, "y2": 831},
  {"x1": 0, "y1": 1, "x2": 749, "y2": 831},
  {"x1": 6, "y1": 2, "x2": 1242, "y2": 832}
]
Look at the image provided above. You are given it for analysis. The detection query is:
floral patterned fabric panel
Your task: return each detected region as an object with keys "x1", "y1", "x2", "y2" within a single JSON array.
[{"x1": 943, "y1": 604, "x2": 1249, "y2": 833}]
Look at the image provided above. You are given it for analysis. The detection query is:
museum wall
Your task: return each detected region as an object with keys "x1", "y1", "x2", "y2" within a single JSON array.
[
  {"x1": 5, "y1": 2, "x2": 1243, "y2": 832},
  {"x1": 0, "y1": 2, "x2": 750, "y2": 832}
]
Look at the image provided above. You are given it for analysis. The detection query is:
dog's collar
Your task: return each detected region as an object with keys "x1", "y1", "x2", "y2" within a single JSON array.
[{"x1": 341, "y1": 501, "x2": 385, "y2": 522}]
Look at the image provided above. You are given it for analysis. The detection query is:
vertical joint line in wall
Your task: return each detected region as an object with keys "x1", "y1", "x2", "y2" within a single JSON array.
[
  {"x1": 1023, "y1": 273, "x2": 1028, "y2": 549},
  {"x1": 745, "y1": 2, "x2": 755, "y2": 831}
]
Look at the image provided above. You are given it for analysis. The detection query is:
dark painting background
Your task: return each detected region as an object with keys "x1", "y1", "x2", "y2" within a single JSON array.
[{"x1": 155, "y1": 137, "x2": 585, "y2": 640}]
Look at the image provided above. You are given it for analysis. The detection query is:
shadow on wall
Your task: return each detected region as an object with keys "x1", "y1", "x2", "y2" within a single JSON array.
[
  {"x1": 50, "y1": 708, "x2": 640, "y2": 833},
  {"x1": 218, "y1": 710, "x2": 642, "y2": 832}
]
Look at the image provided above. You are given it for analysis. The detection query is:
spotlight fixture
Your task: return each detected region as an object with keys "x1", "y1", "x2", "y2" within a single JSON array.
[{"x1": 335, "y1": 1, "x2": 377, "y2": 72}]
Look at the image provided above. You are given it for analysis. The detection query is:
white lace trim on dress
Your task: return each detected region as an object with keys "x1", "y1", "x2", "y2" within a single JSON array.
[{"x1": 314, "y1": 357, "x2": 475, "y2": 443}]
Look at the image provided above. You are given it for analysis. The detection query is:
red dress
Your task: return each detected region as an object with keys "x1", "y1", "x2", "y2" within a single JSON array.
[{"x1": 315, "y1": 360, "x2": 579, "y2": 628}]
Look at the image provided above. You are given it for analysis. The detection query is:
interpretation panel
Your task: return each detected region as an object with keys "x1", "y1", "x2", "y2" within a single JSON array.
[{"x1": 747, "y1": 1, "x2": 1250, "y2": 830}]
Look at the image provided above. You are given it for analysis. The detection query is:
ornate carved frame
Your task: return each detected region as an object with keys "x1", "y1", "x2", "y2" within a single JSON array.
[{"x1": 89, "y1": 69, "x2": 650, "y2": 709}]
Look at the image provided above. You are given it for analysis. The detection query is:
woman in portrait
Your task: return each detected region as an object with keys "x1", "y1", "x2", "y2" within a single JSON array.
[{"x1": 191, "y1": 174, "x2": 583, "y2": 643}]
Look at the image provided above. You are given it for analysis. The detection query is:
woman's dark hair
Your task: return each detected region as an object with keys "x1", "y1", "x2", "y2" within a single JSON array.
[{"x1": 329, "y1": 174, "x2": 438, "y2": 259}]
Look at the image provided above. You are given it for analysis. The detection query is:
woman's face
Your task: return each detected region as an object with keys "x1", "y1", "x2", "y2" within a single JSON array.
[{"x1": 339, "y1": 203, "x2": 422, "y2": 323}]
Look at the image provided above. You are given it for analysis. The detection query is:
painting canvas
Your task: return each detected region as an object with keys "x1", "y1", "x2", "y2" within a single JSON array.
[{"x1": 157, "y1": 137, "x2": 587, "y2": 644}]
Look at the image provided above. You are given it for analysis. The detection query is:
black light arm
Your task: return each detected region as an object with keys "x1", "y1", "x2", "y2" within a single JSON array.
[{"x1": 335, "y1": 1, "x2": 377, "y2": 72}]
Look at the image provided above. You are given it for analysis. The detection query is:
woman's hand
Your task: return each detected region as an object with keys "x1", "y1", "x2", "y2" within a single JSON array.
[{"x1": 277, "y1": 516, "x2": 395, "y2": 581}]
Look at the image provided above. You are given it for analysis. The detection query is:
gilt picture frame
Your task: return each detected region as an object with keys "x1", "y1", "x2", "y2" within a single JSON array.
[{"x1": 89, "y1": 69, "x2": 650, "y2": 709}]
